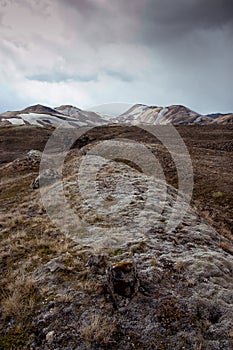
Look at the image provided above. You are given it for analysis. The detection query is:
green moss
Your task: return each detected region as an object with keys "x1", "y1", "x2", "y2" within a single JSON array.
[
  {"x1": 212, "y1": 191, "x2": 224, "y2": 199},
  {"x1": 111, "y1": 248, "x2": 124, "y2": 256}
]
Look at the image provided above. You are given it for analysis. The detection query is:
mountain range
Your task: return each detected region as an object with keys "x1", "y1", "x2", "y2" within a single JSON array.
[{"x1": 0, "y1": 103, "x2": 232, "y2": 128}]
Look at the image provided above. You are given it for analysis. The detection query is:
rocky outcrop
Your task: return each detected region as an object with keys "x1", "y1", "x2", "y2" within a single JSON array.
[
  {"x1": 29, "y1": 146, "x2": 233, "y2": 349},
  {"x1": 26, "y1": 149, "x2": 42, "y2": 163}
]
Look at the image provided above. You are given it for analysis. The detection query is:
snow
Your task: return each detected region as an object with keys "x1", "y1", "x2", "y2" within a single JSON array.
[
  {"x1": 19, "y1": 113, "x2": 46, "y2": 126},
  {"x1": 2, "y1": 118, "x2": 25, "y2": 125},
  {"x1": 121, "y1": 105, "x2": 147, "y2": 120},
  {"x1": 57, "y1": 107, "x2": 81, "y2": 117},
  {"x1": 19, "y1": 113, "x2": 68, "y2": 126},
  {"x1": 157, "y1": 108, "x2": 168, "y2": 121},
  {"x1": 193, "y1": 116, "x2": 203, "y2": 124},
  {"x1": 75, "y1": 121, "x2": 88, "y2": 127}
]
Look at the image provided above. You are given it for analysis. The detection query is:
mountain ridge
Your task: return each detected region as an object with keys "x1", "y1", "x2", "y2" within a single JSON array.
[{"x1": 0, "y1": 103, "x2": 232, "y2": 127}]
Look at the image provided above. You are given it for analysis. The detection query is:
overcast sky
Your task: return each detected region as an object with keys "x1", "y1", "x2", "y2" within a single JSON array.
[{"x1": 0, "y1": 0, "x2": 233, "y2": 114}]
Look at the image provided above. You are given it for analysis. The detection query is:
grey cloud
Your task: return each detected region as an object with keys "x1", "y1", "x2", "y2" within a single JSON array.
[
  {"x1": 27, "y1": 72, "x2": 98, "y2": 83},
  {"x1": 103, "y1": 70, "x2": 134, "y2": 82},
  {"x1": 57, "y1": 0, "x2": 142, "y2": 44},
  {"x1": 27, "y1": 70, "x2": 133, "y2": 83},
  {"x1": 56, "y1": 0, "x2": 233, "y2": 48},
  {"x1": 0, "y1": 0, "x2": 233, "y2": 113},
  {"x1": 141, "y1": 0, "x2": 233, "y2": 43},
  {"x1": 0, "y1": 11, "x2": 3, "y2": 22}
]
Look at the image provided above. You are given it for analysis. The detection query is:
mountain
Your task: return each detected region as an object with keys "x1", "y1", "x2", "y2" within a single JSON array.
[
  {"x1": 211, "y1": 113, "x2": 233, "y2": 124},
  {"x1": 87, "y1": 102, "x2": 135, "y2": 116},
  {"x1": 117, "y1": 104, "x2": 227, "y2": 125},
  {"x1": 0, "y1": 104, "x2": 114, "y2": 128},
  {"x1": 0, "y1": 103, "x2": 232, "y2": 127}
]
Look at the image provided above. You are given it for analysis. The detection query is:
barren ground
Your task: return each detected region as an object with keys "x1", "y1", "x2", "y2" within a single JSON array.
[{"x1": 0, "y1": 124, "x2": 233, "y2": 349}]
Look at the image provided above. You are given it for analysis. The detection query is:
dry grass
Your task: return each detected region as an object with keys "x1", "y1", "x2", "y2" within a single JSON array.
[
  {"x1": 173, "y1": 260, "x2": 186, "y2": 271},
  {"x1": 219, "y1": 241, "x2": 233, "y2": 255},
  {"x1": 1, "y1": 272, "x2": 38, "y2": 321},
  {"x1": 80, "y1": 313, "x2": 116, "y2": 345}
]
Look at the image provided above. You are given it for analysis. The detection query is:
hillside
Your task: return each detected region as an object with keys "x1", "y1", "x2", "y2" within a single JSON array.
[
  {"x1": 0, "y1": 124, "x2": 233, "y2": 349},
  {"x1": 118, "y1": 104, "x2": 233, "y2": 125},
  {"x1": 0, "y1": 104, "x2": 112, "y2": 128}
]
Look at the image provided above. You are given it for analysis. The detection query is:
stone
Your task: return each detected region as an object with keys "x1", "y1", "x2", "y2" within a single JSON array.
[
  {"x1": 46, "y1": 330, "x2": 55, "y2": 344},
  {"x1": 107, "y1": 261, "x2": 139, "y2": 298},
  {"x1": 31, "y1": 169, "x2": 60, "y2": 189}
]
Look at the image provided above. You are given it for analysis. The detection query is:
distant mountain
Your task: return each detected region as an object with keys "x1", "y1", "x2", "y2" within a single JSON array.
[
  {"x1": 0, "y1": 103, "x2": 232, "y2": 127},
  {"x1": 210, "y1": 113, "x2": 233, "y2": 124},
  {"x1": 87, "y1": 102, "x2": 134, "y2": 116},
  {"x1": 0, "y1": 104, "x2": 114, "y2": 128},
  {"x1": 118, "y1": 104, "x2": 212, "y2": 125}
]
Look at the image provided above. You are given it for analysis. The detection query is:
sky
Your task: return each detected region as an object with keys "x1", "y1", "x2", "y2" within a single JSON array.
[{"x1": 0, "y1": 0, "x2": 233, "y2": 114}]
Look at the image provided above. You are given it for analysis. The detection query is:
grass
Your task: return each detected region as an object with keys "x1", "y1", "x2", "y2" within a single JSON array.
[
  {"x1": 219, "y1": 241, "x2": 233, "y2": 255},
  {"x1": 1, "y1": 273, "x2": 38, "y2": 321},
  {"x1": 80, "y1": 313, "x2": 117, "y2": 346},
  {"x1": 0, "y1": 124, "x2": 233, "y2": 349},
  {"x1": 0, "y1": 323, "x2": 30, "y2": 350}
]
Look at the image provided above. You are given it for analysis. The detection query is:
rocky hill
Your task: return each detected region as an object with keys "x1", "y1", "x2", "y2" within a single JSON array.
[
  {"x1": 0, "y1": 104, "x2": 112, "y2": 128},
  {"x1": 0, "y1": 124, "x2": 233, "y2": 349},
  {"x1": 0, "y1": 103, "x2": 232, "y2": 128},
  {"x1": 118, "y1": 104, "x2": 233, "y2": 125}
]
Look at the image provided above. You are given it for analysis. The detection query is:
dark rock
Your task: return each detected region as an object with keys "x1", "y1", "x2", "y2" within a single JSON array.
[{"x1": 107, "y1": 261, "x2": 139, "y2": 298}]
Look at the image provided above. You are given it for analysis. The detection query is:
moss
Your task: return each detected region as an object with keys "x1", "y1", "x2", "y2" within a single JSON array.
[
  {"x1": 157, "y1": 298, "x2": 186, "y2": 331},
  {"x1": 130, "y1": 241, "x2": 147, "y2": 254},
  {"x1": 150, "y1": 259, "x2": 157, "y2": 267},
  {"x1": 0, "y1": 323, "x2": 30, "y2": 349},
  {"x1": 212, "y1": 191, "x2": 224, "y2": 199},
  {"x1": 111, "y1": 248, "x2": 124, "y2": 256}
]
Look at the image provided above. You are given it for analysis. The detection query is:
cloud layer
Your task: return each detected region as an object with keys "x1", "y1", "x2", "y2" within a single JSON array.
[{"x1": 0, "y1": 0, "x2": 232, "y2": 113}]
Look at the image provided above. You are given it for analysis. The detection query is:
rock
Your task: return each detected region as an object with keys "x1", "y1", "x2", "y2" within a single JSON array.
[
  {"x1": 72, "y1": 135, "x2": 90, "y2": 149},
  {"x1": 46, "y1": 330, "x2": 55, "y2": 344},
  {"x1": 107, "y1": 260, "x2": 139, "y2": 298},
  {"x1": 31, "y1": 169, "x2": 60, "y2": 189},
  {"x1": 86, "y1": 254, "x2": 107, "y2": 274},
  {"x1": 26, "y1": 150, "x2": 42, "y2": 163}
]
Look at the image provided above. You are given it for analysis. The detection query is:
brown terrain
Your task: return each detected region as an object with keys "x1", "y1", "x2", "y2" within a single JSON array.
[
  {"x1": 1, "y1": 124, "x2": 232, "y2": 237},
  {"x1": 0, "y1": 124, "x2": 233, "y2": 349}
]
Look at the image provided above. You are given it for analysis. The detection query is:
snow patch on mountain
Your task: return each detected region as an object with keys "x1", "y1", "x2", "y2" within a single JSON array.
[{"x1": 2, "y1": 118, "x2": 25, "y2": 125}]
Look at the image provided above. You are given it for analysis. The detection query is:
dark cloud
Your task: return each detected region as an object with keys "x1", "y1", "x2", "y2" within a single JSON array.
[
  {"x1": 141, "y1": 0, "x2": 233, "y2": 43},
  {"x1": 0, "y1": 0, "x2": 233, "y2": 113},
  {"x1": 59, "y1": 0, "x2": 142, "y2": 17}
]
